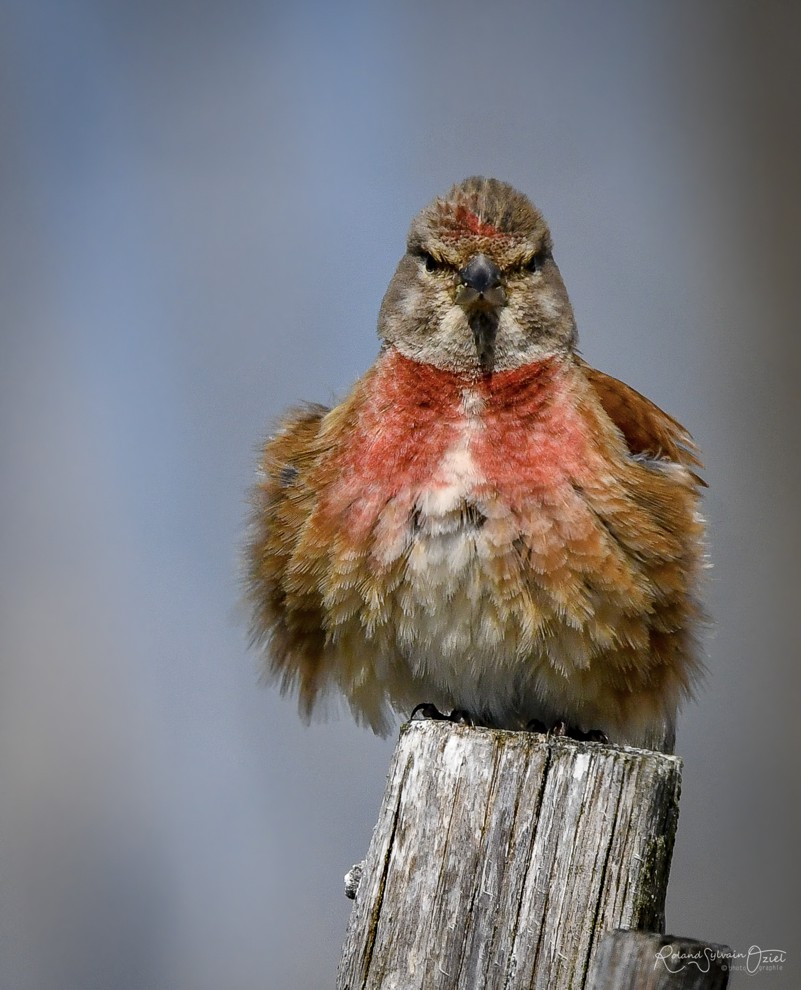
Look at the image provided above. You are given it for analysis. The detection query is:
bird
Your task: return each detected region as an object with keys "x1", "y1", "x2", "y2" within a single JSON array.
[{"x1": 245, "y1": 177, "x2": 705, "y2": 753}]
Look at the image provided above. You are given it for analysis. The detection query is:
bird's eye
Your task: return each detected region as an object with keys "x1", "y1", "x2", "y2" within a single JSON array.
[
  {"x1": 420, "y1": 252, "x2": 444, "y2": 273},
  {"x1": 524, "y1": 251, "x2": 547, "y2": 273}
]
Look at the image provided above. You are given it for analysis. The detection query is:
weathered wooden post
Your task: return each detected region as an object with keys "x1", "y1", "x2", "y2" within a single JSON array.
[{"x1": 337, "y1": 721, "x2": 727, "y2": 990}]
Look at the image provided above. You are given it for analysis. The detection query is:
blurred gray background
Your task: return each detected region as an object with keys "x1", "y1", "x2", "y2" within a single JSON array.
[{"x1": 2, "y1": 1, "x2": 799, "y2": 988}]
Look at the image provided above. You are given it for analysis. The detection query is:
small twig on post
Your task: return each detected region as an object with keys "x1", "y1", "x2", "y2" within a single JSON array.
[
  {"x1": 337, "y1": 720, "x2": 683, "y2": 990},
  {"x1": 344, "y1": 863, "x2": 364, "y2": 901}
]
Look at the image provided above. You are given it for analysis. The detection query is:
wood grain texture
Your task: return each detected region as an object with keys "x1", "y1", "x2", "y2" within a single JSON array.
[
  {"x1": 588, "y1": 931, "x2": 731, "y2": 989},
  {"x1": 337, "y1": 721, "x2": 682, "y2": 990}
]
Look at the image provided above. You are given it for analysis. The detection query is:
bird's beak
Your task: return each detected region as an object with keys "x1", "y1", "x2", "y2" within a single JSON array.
[
  {"x1": 454, "y1": 254, "x2": 505, "y2": 373},
  {"x1": 455, "y1": 254, "x2": 507, "y2": 312}
]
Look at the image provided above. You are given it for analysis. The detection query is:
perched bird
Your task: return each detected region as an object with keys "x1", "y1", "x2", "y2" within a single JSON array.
[{"x1": 246, "y1": 177, "x2": 705, "y2": 752}]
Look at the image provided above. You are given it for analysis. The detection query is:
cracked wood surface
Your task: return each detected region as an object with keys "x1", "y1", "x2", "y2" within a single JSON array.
[{"x1": 336, "y1": 720, "x2": 681, "y2": 990}]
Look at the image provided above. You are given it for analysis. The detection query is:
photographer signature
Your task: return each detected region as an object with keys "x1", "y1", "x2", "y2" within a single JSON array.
[{"x1": 655, "y1": 943, "x2": 786, "y2": 975}]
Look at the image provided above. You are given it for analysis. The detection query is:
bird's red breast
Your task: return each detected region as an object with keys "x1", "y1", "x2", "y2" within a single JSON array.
[{"x1": 320, "y1": 348, "x2": 592, "y2": 541}]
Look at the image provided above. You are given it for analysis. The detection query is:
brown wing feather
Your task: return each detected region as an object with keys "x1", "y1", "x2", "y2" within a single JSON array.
[
  {"x1": 578, "y1": 359, "x2": 706, "y2": 486},
  {"x1": 245, "y1": 364, "x2": 384, "y2": 724},
  {"x1": 246, "y1": 404, "x2": 331, "y2": 711}
]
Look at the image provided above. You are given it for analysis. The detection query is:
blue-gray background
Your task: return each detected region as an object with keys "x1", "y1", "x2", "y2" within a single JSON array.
[{"x1": 2, "y1": 2, "x2": 799, "y2": 988}]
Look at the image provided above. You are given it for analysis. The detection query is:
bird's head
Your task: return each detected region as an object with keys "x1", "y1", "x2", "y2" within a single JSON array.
[{"x1": 378, "y1": 176, "x2": 577, "y2": 375}]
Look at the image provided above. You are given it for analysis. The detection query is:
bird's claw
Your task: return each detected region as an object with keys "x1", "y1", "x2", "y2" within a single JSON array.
[
  {"x1": 576, "y1": 727, "x2": 609, "y2": 744},
  {"x1": 449, "y1": 708, "x2": 474, "y2": 726},
  {"x1": 525, "y1": 718, "x2": 548, "y2": 733},
  {"x1": 525, "y1": 718, "x2": 608, "y2": 744},
  {"x1": 410, "y1": 702, "x2": 449, "y2": 722},
  {"x1": 410, "y1": 704, "x2": 474, "y2": 726}
]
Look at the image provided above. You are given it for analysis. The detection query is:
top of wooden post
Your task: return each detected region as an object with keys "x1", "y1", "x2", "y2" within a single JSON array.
[{"x1": 338, "y1": 720, "x2": 683, "y2": 990}]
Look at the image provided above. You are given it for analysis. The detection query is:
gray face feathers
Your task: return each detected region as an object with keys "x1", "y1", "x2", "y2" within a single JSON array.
[{"x1": 378, "y1": 177, "x2": 577, "y2": 374}]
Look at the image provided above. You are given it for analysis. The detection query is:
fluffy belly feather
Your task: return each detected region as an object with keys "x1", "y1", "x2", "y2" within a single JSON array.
[
  {"x1": 351, "y1": 423, "x2": 635, "y2": 730},
  {"x1": 311, "y1": 358, "x2": 691, "y2": 749}
]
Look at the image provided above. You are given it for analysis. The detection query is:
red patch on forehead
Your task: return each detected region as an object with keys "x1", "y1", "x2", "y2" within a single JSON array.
[{"x1": 453, "y1": 204, "x2": 501, "y2": 238}]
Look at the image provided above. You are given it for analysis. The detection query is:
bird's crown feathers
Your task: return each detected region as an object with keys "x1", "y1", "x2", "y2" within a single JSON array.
[{"x1": 411, "y1": 176, "x2": 551, "y2": 249}]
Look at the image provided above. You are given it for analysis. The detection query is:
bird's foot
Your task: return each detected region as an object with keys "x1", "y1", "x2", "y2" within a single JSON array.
[
  {"x1": 574, "y1": 727, "x2": 609, "y2": 744},
  {"x1": 410, "y1": 702, "x2": 449, "y2": 722},
  {"x1": 410, "y1": 704, "x2": 474, "y2": 726},
  {"x1": 525, "y1": 718, "x2": 548, "y2": 733},
  {"x1": 524, "y1": 718, "x2": 608, "y2": 744},
  {"x1": 524, "y1": 718, "x2": 568, "y2": 736},
  {"x1": 449, "y1": 708, "x2": 474, "y2": 726}
]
